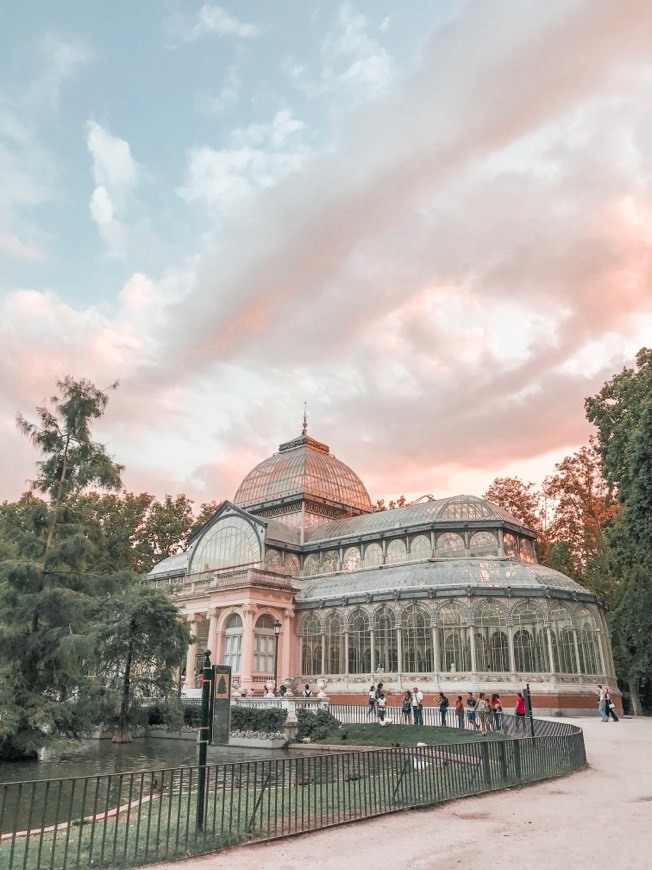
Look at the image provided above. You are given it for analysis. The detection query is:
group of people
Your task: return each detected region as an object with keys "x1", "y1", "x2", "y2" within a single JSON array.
[{"x1": 368, "y1": 685, "x2": 531, "y2": 732}]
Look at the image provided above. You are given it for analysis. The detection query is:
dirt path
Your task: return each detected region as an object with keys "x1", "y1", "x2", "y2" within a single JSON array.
[{"x1": 151, "y1": 717, "x2": 652, "y2": 870}]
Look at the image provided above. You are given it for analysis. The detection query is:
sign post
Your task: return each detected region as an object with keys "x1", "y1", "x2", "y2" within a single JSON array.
[
  {"x1": 196, "y1": 650, "x2": 212, "y2": 832},
  {"x1": 211, "y1": 664, "x2": 232, "y2": 745}
]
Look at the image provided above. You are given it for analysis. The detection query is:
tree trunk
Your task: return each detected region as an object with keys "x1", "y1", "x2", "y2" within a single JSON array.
[
  {"x1": 628, "y1": 677, "x2": 643, "y2": 716},
  {"x1": 113, "y1": 645, "x2": 133, "y2": 743}
]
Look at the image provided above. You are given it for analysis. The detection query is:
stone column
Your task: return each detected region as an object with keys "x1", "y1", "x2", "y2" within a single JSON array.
[
  {"x1": 183, "y1": 615, "x2": 198, "y2": 689},
  {"x1": 596, "y1": 629, "x2": 607, "y2": 677},
  {"x1": 546, "y1": 627, "x2": 556, "y2": 674},
  {"x1": 239, "y1": 605, "x2": 256, "y2": 691},
  {"x1": 344, "y1": 630, "x2": 349, "y2": 675},
  {"x1": 370, "y1": 627, "x2": 376, "y2": 674},
  {"x1": 321, "y1": 631, "x2": 326, "y2": 675},
  {"x1": 469, "y1": 627, "x2": 477, "y2": 673},
  {"x1": 207, "y1": 609, "x2": 219, "y2": 661},
  {"x1": 432, "y1": 625, "x2": 440, "y2": 674},
  {"x1": 396, "y1": 626, "x2": 402, "y2": 673},
  {"x1": 507, "y1": 624, "x2": 516, "y2": 673},
  {"x1": 572, "y1": 629, "x2": 582, "y2": 675},
  {"x1": 282, "y1": 608, "x2": 294, "y2": 680}
]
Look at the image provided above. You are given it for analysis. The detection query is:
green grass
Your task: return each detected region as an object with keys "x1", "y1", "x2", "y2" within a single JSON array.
[{"x1": 316, "y1": 723, "x2": 508, "y2": 748}]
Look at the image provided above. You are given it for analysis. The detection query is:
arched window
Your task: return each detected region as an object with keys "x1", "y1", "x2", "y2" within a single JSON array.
[
  {"x1": 254, "y1": 614, "x2": 277, "y2": 675},
  {"x1": 577, "y1": 609, "x2": 600, "y2": 675},
  {"x1": 520, "y1": 539, "x2": 536, "y2": 563},
  {"x1": 513, "y1": 605, "x2": 549, "y2": 672},
  {"x1": 189, "y1": 516, "x2": 261, "y2": 573},
  {"x1": 285, "y1": 554, "x2": 300, "y2": 576},
  {"x1": 474, "y1": 602, "x2": 509, "y2": 671},
  {"x1": 401, "y1": 604, "x2": 433, "y2": 672},
  {"x1": 373, "y1": 606, "x2": 398, "y2": 672},
  {"x1": 438, "y1": 602, "x2": 470, "y2": 672},
  {"x1": 302, "y1": 553, "x2": 320, "y2": 576},
  {"x1": 343, "y1": 547, "x2": 361, "y2": 573},
  {"x1": 549, "y1": 605, "x2": 577, "y2": 673},
  {"x1": 324, "y1": 613, "x2": 344, "y2": 674},
  {"x1": 503, "y1": 533, "x2": 519, "y2": 560},
  {"x1": 386, "y1": 539, "x2": 407, "y2": 564},
  {"x1": 265, "y1": 549, "x2": 283, "y2": 571},
  {"x1": 436, "y1": 533, "x2": 465, "y2": 558},
  {"x1": 347, "y1": 609, "x2": 371, "y2": 674},
  {"x1": 301, "y1": 613, "x2": 322, "y2": 676},
  {"x1": 409, "y1": 535, "x2": 431, "y2": 561},
  {"x1": 469, "y1": 532, "x2": 499, "y2": 557},
  {"x1": 321, "y1": 550, "x2": 339, "y2": 573},
  {"x1": 363, "y1": 543, "x2": 383, "y2": 568},
  {"x1": 223, "y1": 613, "x2": 242, "y2": 674}
]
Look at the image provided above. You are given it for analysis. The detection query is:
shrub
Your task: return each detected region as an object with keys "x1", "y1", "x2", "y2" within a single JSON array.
[
  {"x1": 230, "y1": 706, "x2": 288, "y2": 733},
  {"x1": 183, "y1": 703, "x2": 202, "y2": 728},
  {"x1": 296, "y1": 709, "x2": 340, "y2": 742},
  {"x1": 144, "y1": 700, "x2": 188, "y2": 731}
]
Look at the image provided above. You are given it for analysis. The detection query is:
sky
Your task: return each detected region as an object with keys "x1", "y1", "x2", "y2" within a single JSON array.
[{"x1": 2, "y1": 0, "x2": 652, "y2": 509}]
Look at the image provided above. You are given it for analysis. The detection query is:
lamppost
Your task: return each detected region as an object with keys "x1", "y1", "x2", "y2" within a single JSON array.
[{"x1": 272, "y1": 620, "x2": 282, "y2": 695}]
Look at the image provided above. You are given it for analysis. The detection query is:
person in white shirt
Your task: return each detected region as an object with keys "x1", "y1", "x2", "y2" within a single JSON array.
[
  {"x1": 411, "y1": 686, "x2": 424, "y2": 725},
  {"x1": 377, "y1": 692, "x2": 387, "y2": 722},
  {"x1": 368, "y1": 685, "x2": 376, "y2": 717}
]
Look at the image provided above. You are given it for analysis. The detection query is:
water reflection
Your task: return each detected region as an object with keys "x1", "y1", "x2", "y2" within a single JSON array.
[{"x1": 0, "y1": 739, "x2": 291, "y2": 785}]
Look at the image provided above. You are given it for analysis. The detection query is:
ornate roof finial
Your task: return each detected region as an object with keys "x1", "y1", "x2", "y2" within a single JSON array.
[{"x1": 302, "y1": 401, "x2": 308, "y2": 436}]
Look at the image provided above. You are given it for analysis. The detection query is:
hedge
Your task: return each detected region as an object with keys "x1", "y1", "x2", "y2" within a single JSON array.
[
  {"x1": 230, "y1": 706, "x2": 288, "y2": 733},
  {"x1": 296, "y1": 709, "x2": 340, "y2": 741}
]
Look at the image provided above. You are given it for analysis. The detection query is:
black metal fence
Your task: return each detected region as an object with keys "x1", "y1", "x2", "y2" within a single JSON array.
[{"x1": 0, "y1": 719, "x2": 585, "y2": 870}]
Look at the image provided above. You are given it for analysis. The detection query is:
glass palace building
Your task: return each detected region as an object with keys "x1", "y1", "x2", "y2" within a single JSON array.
[{"x1": 148, "y1": 429, "x2": 616, "y2": 713}]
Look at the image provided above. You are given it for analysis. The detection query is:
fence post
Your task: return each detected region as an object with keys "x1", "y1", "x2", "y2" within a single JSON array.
[
  {"x1": 524, "y1": 683, "x2": 535, "y2": 738},
  {"x1": 497, "y1": 740, "x2": 509, "y2": 784},
  {"x1": 196, "y1": 649, "x2": 212, "y2": 833},
  {"x1": 513, "y1": 738, "x2": 522, "y2": 782},
  {"x1": 480, "y1": 741, "x2": 492, "y2": 789}
]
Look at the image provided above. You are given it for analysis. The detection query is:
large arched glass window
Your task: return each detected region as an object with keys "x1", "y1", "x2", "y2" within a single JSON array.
[
  {"x1": 265, "y1": 549, "x2": 283, "y2": 571},
  {"x1": 347, "y1": 609, "x2": 371, "y2": 674},
  {"x1": 438, "y1": 602, "x2": 470, "y2": 672},
  {"x1": 321, "y1": 550, "x2": 339, "y2": 573},
  {"x1": 254, "y1": 614, "x2": 277, "y2": 675},
  {"x1": 520, "y1": 539, "x2": 536, "y2": 563},
  {"x1": 190, "y1": 516, "x2": 261, "y2": 574},
  {"x1": 436, "y1": 533, "x2": 465, "y2": 558},
  {"x1": 363, "y1": 543, "x2": 383, "y2": 568},
  {"x1": 549, "y1": 605, "x2": 577, "y2": 673},
  {"x1": 343, "y1": 547, "x2": 361, "y2": 573},
  {"x1": 302, "y1": 554, "x2": 320, "y2": 576},
  {"x1": 386, "y1": 539, "x2": 407, "y2": 564},
  {"x1": 223, "y1": 613, "x2": 242, "y2": 674},
  {"x1": 503, "y1": 533, "x2": 519, "y2": 560},
  {"x1": 577, "y1": 608, "x2": 600, "y2": 675},
  {"x1": 301, "y1": 613, "x2": 322, "y2": 676},
  {"x1": 409, "y1": 535, "x2": 431, "y2": 561},
  {"x1": 474, "y1": 602, "x2": 509, "y2": 671},
  {"x1": 401, "y1": 604, "x2": 433, "y2": 672},
  {"x1": 469, "y1": 532, "x2": 499, "y2": 557},
  {"x1": 513, "y1": 605, "x2": 549, "y2": 672},
  {"x1": 325, "y1": 613, "x2": 344, "y2": 674},
  {"x1": 373, "y1": 606, "x2": 398, "y2": 672}
]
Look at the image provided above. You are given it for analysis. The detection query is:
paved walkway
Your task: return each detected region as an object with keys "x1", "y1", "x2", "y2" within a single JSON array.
[{"x1": 151, "y1": 717, "x2": 652, "y2": 870}]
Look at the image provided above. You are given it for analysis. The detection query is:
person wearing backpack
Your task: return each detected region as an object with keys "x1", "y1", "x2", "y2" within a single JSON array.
[{"x1": 605, "y1": 688, "x2": 619, "y2": 722}]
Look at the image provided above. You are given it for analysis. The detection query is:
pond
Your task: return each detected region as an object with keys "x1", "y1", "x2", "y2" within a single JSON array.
[{"x1": 0, "y1": 738, "x2": 309, "y2": 834}]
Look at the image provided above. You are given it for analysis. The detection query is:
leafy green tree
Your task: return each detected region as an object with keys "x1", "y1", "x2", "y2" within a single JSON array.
[
  {"x1": 586, "y1": 349, "x2": 652, "y2": 713},
  {"x1": 0, "y1": 378, "x2": 124, "y2": 759},
  {"x1": 93, "y1": 583, "x2": 191, "y2": 742}
]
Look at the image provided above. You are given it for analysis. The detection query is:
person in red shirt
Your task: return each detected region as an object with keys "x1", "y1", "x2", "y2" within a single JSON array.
[{"x1": 515, "y1": 692, "x2": 526, "y2": 731}]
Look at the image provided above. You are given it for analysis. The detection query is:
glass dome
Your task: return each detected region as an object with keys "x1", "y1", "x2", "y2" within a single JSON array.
[{"x1": 234, "y1": 433, "x2": 373, "y2": 512}]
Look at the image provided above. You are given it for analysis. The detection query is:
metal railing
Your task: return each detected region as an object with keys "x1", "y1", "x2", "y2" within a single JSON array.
[{"x1": 0, "y1": 719, "x2": 585, "y2": 870}]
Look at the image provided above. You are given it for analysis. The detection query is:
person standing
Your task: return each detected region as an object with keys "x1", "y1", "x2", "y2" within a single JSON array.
[
  {"x1": 605, "y1": 687, "x2": 619, "y2": 722},
  {"x1": 515, "y1": 692, "x2": 527, "y2": 731},
  {"x1": 491, "y1": 693, "x2": 503, "y2": 731},
  {"x1": 368, "y1": 685, "x2": 376, "y2": 717},
  {"x1": 377, "y1": 692, "x2": 387, "y2": 722},
  {"x1": 412, "y1": 686, "x2": 424, "y2": 725},
  {"x1": 438, "y1": 692, "x2": 450, "y2": 727},
  {"x1": 303, "y1": 684, "x2": 312, "y2": 698},
  {"x1": 476, "y1": 692, "x2": 489, "y2": 733},
  {"x1": 455, "y1": 695, "x2": 465, "y2": 728},
  {"x1": 401, "y1": 690, "x2": 412, "y2": 724},
  {"x1": 466, "y1": 692, "x2": 478, "y2": 730},
  {"x1": 597, "y1": 684, "x2": 609, "y2": 722}
]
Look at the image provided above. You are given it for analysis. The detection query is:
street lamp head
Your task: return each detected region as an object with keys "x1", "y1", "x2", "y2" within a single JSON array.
[{"x1": 272, "y1": 620, "x2": 282, "y2": 636}]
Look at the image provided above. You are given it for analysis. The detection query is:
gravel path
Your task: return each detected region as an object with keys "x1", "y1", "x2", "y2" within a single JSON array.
[{"x1": 151, "y1": 716, "x2": 651, "y2": 870}]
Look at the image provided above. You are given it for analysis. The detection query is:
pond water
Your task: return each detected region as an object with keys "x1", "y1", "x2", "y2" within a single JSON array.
[
  {"x1": 0, "y1": 738, "x2": 291, "y2": 785},
  {"x1": 0, "y1": 739, "x2": 312, "y2": 834}
]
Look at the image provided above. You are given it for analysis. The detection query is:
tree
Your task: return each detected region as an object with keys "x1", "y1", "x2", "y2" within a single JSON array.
[
  {"x1": 94, "y1": 583, "x2": 191, "y2": 743},
  {"x1": 483, "y1": 476, "x2": 550, "y2": 559},
  {"x1": 543, "y1": 442, "x2": 619, "y2": 569},
  {"x1": 373, "y1": 495, "x2": 407, "y2": 512},
  {"x1": 0, "y1": 378, "x2": 125, "y2": 759},
  {"x1": 586, "y1": 349, "x2": 652, "y2": 714}
]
